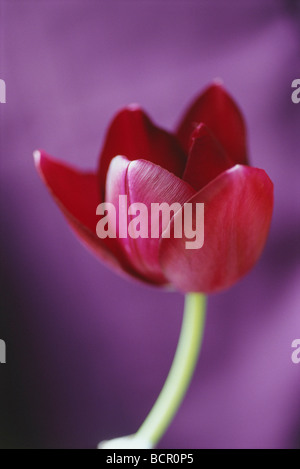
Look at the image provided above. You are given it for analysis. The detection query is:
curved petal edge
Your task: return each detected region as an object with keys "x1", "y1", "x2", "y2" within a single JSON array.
[
  {"x1": 34, "y1": 150, "x2": 150, "y2": 283},
  {"x1": 176, "y1": 82, "x2": 248, "y2": 166},
  {"x1": 159, "y1": 165, "x2": 274, "y2": 293}
]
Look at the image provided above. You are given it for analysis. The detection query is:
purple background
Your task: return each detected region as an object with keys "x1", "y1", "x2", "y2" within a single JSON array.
[{"x1": 0, "y1": 0, "x2": 300, "y2": 449}]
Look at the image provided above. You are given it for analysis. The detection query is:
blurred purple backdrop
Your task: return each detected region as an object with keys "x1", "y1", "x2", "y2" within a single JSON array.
[{"x1": 0, "y1": 0, "x2": 299, "y2": 449}]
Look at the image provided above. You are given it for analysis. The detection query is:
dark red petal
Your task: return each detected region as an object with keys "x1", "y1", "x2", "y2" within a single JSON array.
[
  {"x1": 183, "y1": 124, "x2": 234, "y2": 191},
  {"x1": 105, "y1": 156, "x2": 195, "y2": 284},
  {"x1": 176, "y1": 82, "x2": 248, "y2": 165},
  {"x1": 98, "y1": 105, "x2": 186, "y2": 196},
  {"x1": 34, "y1": 150, "x2": 148, "y2": 283},
  {"x1": 159, "y1": 165, "x2": 273, "y2": 293}
]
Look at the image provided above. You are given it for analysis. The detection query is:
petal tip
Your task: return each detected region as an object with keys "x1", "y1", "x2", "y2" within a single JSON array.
[
  {"x1": 126, "y1": 103, "x2": 142, "y2": 112},
  {"x1": 227, "y1": 163, "x2": 242, "y2": 173},
  {"x1": 33, "y1": 150, "x2": 41, "y2": 167},
  {"x1": 212, "y1": 77, "x2": 224, "y2": 87},
  {"x1": 116, "y1": 104, "x2": 144, "y2": 117}
]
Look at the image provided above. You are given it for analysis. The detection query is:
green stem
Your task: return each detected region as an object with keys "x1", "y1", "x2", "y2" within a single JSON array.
[{"x1": 135, "y1": 293, "x2": 206, "y2": 448}]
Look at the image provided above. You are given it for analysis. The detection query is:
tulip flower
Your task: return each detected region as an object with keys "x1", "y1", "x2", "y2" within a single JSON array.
[
  {"x1": 34, "y1": 82, "x2": 273, "y2": 294},
  {"x1": 34, "y1": 82, "x2": 273, "y2": 449}
]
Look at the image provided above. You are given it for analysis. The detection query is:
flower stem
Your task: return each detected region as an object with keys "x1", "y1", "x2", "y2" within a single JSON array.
[{"x1": 135, "y1": 293, "x2": 206, "y2": 448}]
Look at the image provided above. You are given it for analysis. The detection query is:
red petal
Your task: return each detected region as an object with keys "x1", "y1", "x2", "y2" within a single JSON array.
[
  {"x1": 183, "y1": 124, "x2": 233, "y2": 190},
  {"x1": 159, "y1": 165, "x2": 273, "y2": 293},
  {"x1": 98, "y1": 105, "x2": 186, "y2": 196},
  {"x1": 34, "y1": 150, "x2": 147, "y2": 282},
  {"x1": 176, "y1": 82, "x2": 248, "y2": 165},
  {"x1": 105, "y1": 156, "x2": 195, "y2": 284}
]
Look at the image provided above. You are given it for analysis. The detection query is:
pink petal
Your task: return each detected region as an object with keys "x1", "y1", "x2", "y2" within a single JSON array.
[
  {"x1": 183, "y1": 124, "x2": 233, "y2": 190},
  {"x1": 98, "y1": 105, "x2": 187, "y2": 196},
  {"x1": 176, "y1": 82, "x2": 248, "y2": 165},
  {"x1": 159, "y1": 165, "x2": 273, "y2": 293},
  {"x1": 105, "y1": 156, "x2": 195, "y2": 284},
  {"x1": 34, "y1": 150, "x2": 146, "y2": 282}
]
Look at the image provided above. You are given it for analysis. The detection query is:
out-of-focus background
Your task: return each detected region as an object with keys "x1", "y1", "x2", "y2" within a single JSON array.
[{"x1": 0, "y1": 0, "x2": 299, "y2": 449}]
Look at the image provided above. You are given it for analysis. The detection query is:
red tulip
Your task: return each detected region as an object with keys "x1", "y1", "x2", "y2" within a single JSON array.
[{"x1": 34, "y1": 83, "x2": 273, "y2": 293}]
